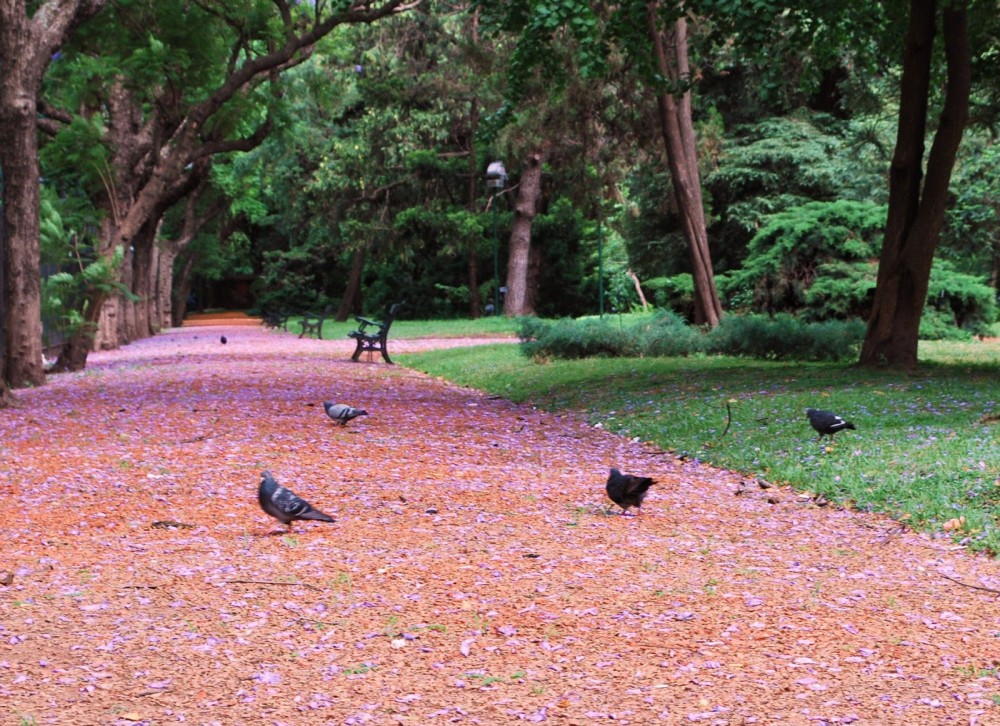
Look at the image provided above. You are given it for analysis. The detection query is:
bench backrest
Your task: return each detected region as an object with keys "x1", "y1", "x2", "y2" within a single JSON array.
[{"x1": 378, "y1": 302, "x2": 403, "y2": 337}]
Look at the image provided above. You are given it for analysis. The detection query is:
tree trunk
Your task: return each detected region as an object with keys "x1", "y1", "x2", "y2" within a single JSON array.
[
  {"x1": 1, "y1": 3, "x2": 46, "y2": 389},
  {"x1": 859, "y1": 0, "x2": 970, "y2": 369},
  {"x1": 646, "y1": 6, "x2": 722, "y2": 327},
  {"x1": 504, "y1": 151, "x2": 545, "y2": 317},
  {"x1": 335, "y1": 246, "x2": 366, "y2": 321},
  {"x1": 0, "y1": 0, "x2": 107, "y2": 386},
  {"x1": 153, "y1": 239, "x2": 174, "y2": 331},
  {"x1": 171, "y1": 251, "x2": 198, "y2": 327},
  {"x1": 467, "y1": 98, "x2": 482, "y2": 318}
]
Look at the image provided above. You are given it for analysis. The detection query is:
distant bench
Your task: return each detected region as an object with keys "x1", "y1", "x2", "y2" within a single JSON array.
[
  {"x1": 299, "y1": 305, "x2": 334, "y2": 339},
  {"x1": 348, "y1": 302, "x2": 404, "y2": 364},
  {"x1": 262, "y1": 309, "x2": 291, "y2": 331}
]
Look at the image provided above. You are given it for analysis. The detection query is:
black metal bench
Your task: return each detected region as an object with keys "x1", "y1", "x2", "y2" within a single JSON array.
[
  {"x1": 348, "y1": 302, "x2": 403, "y2": 364},
  {"x1": 298, "y1": 305, "x2": 333, "y2": 339},
  {"x1": 263, "y1": 308, "x2": 291, "y2": 331}
]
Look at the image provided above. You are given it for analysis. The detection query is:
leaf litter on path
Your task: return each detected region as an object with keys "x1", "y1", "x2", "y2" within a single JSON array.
[{"x1": 1, "y1": 325, "x2": 999, "y2": 725}]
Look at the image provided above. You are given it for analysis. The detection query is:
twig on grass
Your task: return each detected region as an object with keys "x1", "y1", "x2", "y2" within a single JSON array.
[
  {"x1": 227, "y1": 579, "x2": 322, "y2": 591},
  {"x1": 935, "y1": 571, "x2": 1000, "y2": 595},
  {"x1": 720, "y1": 400, "x2": 733, "y2": 438}
]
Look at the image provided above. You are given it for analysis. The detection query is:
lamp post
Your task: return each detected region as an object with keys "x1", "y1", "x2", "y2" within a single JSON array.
[{"x1": 485, "y1": 160, "x2": 506, "y2": 315}]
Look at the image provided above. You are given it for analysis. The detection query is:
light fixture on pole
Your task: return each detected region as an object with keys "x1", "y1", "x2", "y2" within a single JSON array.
[{"x1": 485, "y1": 160, "x2": 507, "y2": 315}]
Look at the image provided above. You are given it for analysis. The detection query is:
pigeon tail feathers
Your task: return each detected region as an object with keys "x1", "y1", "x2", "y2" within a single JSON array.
[{"x1": 258, "y1": 471, "x2": 334, "y2": 528}]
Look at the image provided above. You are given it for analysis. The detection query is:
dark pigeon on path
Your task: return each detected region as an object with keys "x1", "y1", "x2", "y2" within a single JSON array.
[
  {"x1": 806, "y1": 408, "x2": 856, "y2": 441},
  {"x1": 258, "y1": 471, "x2": 334, "y2": 532},
  {"x1": 606, "y1": 468, "x2": 656, "y2": 515},
  {"x1": 324, "y1": 402, "x2": 368, "y2": 425},
  {"x1": 220, "y1": 335, "x2": 227, "y2": 344}
]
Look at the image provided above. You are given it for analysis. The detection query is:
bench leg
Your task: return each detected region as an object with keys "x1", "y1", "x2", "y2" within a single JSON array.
[
  {"x1": 351, "y1": 338, "x2": 364, "y2": 361},
  {"x1": 381, "y1": 344, "x2": 393, "y2": 365}
]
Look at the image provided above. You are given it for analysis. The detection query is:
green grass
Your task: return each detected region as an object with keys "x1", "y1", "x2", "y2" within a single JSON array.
[
  {"x1": 281, "y1": 315, "x2": 518, "y2": 341},
  {"x1": 397, "y1": 337, "x2": 1000, "y2": 554}
]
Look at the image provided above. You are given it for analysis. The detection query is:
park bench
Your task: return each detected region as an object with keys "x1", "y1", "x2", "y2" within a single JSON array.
[
  {"x1": 348, "y1": 301, "x2": 404, "y2": 364},
  {"x1": 298, "y1": 305, "x2": 334, "y2": 339},
  {"x1": 262, "y1": 308, "x2": 291, "y2": 331}
]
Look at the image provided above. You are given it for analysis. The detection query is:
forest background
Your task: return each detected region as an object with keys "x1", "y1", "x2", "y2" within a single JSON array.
[{"x1": 1, "y1": 0, "x2": 999, "y2": 393}]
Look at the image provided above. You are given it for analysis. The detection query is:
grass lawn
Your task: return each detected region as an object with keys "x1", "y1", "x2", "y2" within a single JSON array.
[{"x1": 397, "y1": 334, "x2": 1000, "y2": 554}]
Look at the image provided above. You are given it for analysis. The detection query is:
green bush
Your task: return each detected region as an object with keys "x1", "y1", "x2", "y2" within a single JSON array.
[
  {"x1": 517, "y1": 316, "x2": 640, "y2": 359},
  {"x1": 639, "y1": 311, "x2": 707, "y2": 356},
  {"x1": 705, "y1": 314, "x2": 865, "y2": 360},
  {"x1": 517, "y1": 312, "x2": 864, "y2": 362}
]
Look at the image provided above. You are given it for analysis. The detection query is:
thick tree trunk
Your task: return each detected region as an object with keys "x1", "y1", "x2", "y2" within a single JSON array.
[
  {"x1": 1, "y1": 3, "x2": 46, "y2": 388},
  {"x1": 0, "y1": 0, "x2": 107, "y2": 386},
  {"x1": 647, "y1": 6, "x2": 722, "y2": 327},
  {"x1": 504, "y1": 151, "x2": 545, "y2": 317},
  {"x1": 860, "y1": 0, "x2": 970, "y2": 369},
  {"x1": 335, "y1": 247, "x2": 366, "y2": 321}
]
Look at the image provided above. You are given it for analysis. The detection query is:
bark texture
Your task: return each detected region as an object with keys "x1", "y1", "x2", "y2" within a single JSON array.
[
  {"x1": 859, "y1": 0, "x2": 970, "y2": 369},
  {"x1": 646, "y1": 6, "x2": 722, "y2": 327},
  {"x1": 504, "y1": 151, "x2": 546, "y2": 317},
  {"x1": 0, "y1": 0, "x2": 106, "y2": 387}
]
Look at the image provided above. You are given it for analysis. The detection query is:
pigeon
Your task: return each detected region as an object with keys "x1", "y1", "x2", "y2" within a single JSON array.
[
  {"x1": 220, "y1": 335, "x2": 227, "y2": 344},
  {"x1": 806, "y1": 408, "x2": 856, "y2": 441},
  {"x1": 257, "y1": 471, "x2": 334, "y2": 532},
  {"x1": 606, "y1": 468, "x2": 656, "y2": 515},
  {"x1": 323, "y1": 402, "x2": 368, "y2": 425}
]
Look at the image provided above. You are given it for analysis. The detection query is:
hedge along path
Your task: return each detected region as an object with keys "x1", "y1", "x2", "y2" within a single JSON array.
[{"x1": 1, "y1": 324, "x2": 998, "y2": 726}]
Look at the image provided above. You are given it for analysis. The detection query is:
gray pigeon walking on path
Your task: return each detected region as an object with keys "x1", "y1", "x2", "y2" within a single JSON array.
[
  {"x1": 806, "y1": 408, "x2": 856, "y2": 441},
  {"x1": 606, "y1": 468, "x2": 656, "y2": 515},
  {"x1": 258, "y1": 471, "x2": 334, "y2": 532},
  {"x1": 324, "y1": 402, "x2": 368, "y2": 425}
]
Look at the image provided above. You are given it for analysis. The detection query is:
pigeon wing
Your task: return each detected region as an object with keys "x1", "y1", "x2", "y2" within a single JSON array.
[{"x1": 271, "y1": 485, "x2": 334, "y2": 522}]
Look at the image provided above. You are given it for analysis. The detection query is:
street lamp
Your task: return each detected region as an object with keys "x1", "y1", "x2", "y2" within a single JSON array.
[{"x1": 485, "y1": 160, "x2": 507, "y2": 315}]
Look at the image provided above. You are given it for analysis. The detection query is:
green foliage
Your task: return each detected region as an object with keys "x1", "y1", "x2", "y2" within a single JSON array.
[
  {"x1": 721, "y1": 199, "x2": 885, "y2": 316},
  {"x1": 702, "y1": 114, "x2": 891, "y2": 270},
  {"x1": 518, "y1": 315, "x2": 641, "y2": 359},
  {"x1": 517, "y1": 311, "x2": 863, "y2": 361},
  {"x1": 645, "y1": 274, "x2": 695, "y2": 319},
  {"x1": 706, "y1": 313, "x2": 865, "y2": 361},
  {"x1": 922, "y1": 260, "x2": 998, "y2": 339}
]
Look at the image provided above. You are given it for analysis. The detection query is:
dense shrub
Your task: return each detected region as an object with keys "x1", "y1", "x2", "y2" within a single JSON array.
[
  {"x1": 517, "y1": 312, "x2": 864, "y2": 362},
  {"x1": 705, "y1": 314, "x2": 865, "y2": 361},
  {"x1": 517, "y1": 316, "x2": 641, "y2": 359},
  {"x1": 640, "y1": 311, "x2": 707, "y2": 356}
]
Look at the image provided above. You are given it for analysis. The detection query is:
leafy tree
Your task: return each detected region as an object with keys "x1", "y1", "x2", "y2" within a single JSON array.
[{"x1": 40, "y1": 0, "x2": 415, "y2": 372}]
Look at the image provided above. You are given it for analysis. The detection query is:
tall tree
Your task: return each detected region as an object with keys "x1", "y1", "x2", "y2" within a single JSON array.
[
  {"x1": 0, "y1": 0, "x2": 106, "y2": 394},
  {"x1": 645, "y1": 5, "x2": 722, "y2": 326},
  {"x1": 42, "y1": 0, "x2": 415, "y2": 372},
  {"x1": 478, "y1": 0, "x2": 724, "y2": 324},
  {"x1": 860, "y1": 0, "x2": 971, "y2": 368},
  {"x1": 504, "y1": 148, "x2": 546, "y2": 315}
]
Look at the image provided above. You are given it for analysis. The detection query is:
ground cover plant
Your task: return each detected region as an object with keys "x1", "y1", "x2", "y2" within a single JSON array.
[
  {"x1": 4, "y1": 322, "x2": 1000, "y2": 724},
  {"x1": 398, "y1": 336, "x2": 1000, "y2": 554}
]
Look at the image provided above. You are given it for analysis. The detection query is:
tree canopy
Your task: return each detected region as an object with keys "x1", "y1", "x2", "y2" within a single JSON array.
[{"x1": 2, "y1": 0, "x2": 999, "y2": 387}]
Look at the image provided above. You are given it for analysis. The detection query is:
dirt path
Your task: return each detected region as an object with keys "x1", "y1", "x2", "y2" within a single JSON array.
[{"x1": 1, "y1": 324, "x2": 998, "y2": 725}]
